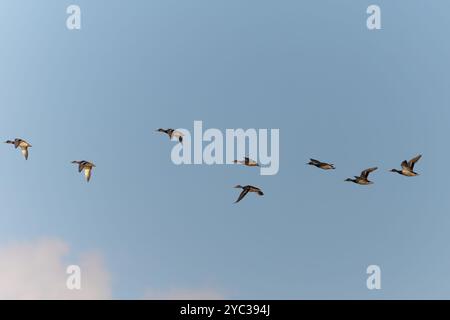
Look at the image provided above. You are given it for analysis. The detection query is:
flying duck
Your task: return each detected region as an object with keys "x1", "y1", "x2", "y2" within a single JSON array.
[
  {"x1": 345, "y1": 167, "x2": 378, "y2": 185},
  {"x1": 233, "y1": 157, "x2": 259, "y2": 167},
  {"x1": 156, "y1": 128, "x2": 183, "y2": 143},
  {"x1": 307, "y1": 158, "x2": 335, "y2": 170},
  {"x1": 5, "y1": 138, "x2": 32, "y2": 160},
  {"x1": 71, "y1": 161, "x2": 96, "y2": 182},
  {"x1": 234, "y1": 185, "x2": 264, "y2": 203},
  {"x1": 390, "y1": 154, "x2": 422, "y2": 177}
]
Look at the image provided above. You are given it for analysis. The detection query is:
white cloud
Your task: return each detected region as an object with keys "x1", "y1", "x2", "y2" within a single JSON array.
[
  {"x1": 0, "y1": 238, "x2": 111, "y2": 300},
  {"x1": 143, "y1": 288, "x2": 226, "y2": 300}
]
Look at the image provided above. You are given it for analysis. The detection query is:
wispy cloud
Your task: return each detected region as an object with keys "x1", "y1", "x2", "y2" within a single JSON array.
[{"x1": 0, "y1": 238, "x2": 111, "y2": 300}]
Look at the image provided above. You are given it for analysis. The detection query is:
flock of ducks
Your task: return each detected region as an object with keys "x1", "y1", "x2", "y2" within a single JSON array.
[
  {"x1": 3, "y1": 135, "x2": 423, "y2": 203},
  {"x1": 155, "y1": 128, "x2": 263, "y2": 203},
  {"x1": 309, "y1": 154, "x2": 422, "y2": 185},
  {"x1": 4, "y1": 138, "x2": 96, "y2": 183}
]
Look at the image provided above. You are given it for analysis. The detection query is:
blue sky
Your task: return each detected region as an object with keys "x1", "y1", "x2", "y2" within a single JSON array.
[{"x1": 1, "y1": 0, "x2": 450, "y2": 299}]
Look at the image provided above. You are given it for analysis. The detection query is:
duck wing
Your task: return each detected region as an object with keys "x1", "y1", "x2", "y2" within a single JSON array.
[
  {"x1": 401, "y1": 160, "x2": 409, "y2": 170},
  {"x1": 361, "y1": 167, "x2": 377, "y2": 178},
  {"x1": 78, "y1": 162, "x2": 85, "y2": 173},
  {"x1": 235, "y1": 189, "x2": 250, "y2": 203},
  {"x1": 408, "y1": 154, "x2": 422, "y2": 170},
  {"x1": 84, "y1": 167, "x2": 92, "y2": 182},
  {"x1": 20, "y1": 147, "x2": 28, "y2": 160}
]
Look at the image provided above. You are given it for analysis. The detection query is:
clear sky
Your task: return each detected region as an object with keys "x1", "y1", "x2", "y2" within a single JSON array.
[{"x1": 1, "y1": 0, "x2": 450, "y2": 299}]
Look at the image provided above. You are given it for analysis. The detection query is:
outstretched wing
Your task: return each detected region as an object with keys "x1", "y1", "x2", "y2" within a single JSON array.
[
  {"x1": 84, "y1": 167, "x2": 92, "y2": 182},
  {"x1": 235, "y1": 189, "x2": 249, "y2": 203},
  {"x1": 401, "y1": 160, "x2": 409, "y2": 170},
  {"x1": 21, "y1": 147, "x2": 28, "y2": 160},
  {"x1": 361, "y1": 167, "x2": 378, "y2": 178},
  {"x1": 309, "y1": 159, "x2": 321, "y2": 164},
  {"x1": 78, "y1": 163, "x2": 85, "y2": 173},
  {"x1": 408, "y1": 154, "x2": 422, "y2": 170}
]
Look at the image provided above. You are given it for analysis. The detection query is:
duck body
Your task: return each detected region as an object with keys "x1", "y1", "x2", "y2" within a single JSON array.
[
  {"x1": 234, "y1": 185, "x2": 264, "y2": 203},
  {"x1": 346, "y1": 177, "x2": 372, "y2": 185},
  {"x1": 72, "y1": 160, "x2": 96, "y2": 182},
  {"x1": 308, "y1": 158, "x2": 335, "y2": 170},
  {"x1": 5, "y1": 138, "x2": 32, "y2": 160},
  {"x1": 391, "y1": 168, "x2": 418, "y2": 177},
  {"x1": 234, "y1": 157, "x2": 259, "y2": 167},
  {"x1": 157, "y1": 128, "x2": 183, "y2": 143},
  {"x1": 390, "y1": 155, "x2": 421, "y2": 177},
  {"x1": 346, "y1": 167, "x2": 378, "y2": 185}
]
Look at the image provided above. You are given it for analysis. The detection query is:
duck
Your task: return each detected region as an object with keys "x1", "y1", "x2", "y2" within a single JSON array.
[
  {"x1": 234, "y1": 185, "x2": 264, "y2": 203},
  {"x1": 345, "y1": 167, "x2": 378, "y2": 185},
  {"x1": 307, "y1": 158, "x2": 335, "y2": 170},
  {"x1": 156, "y1": 128, "x2": 183, "y2": 143},
  {"x1": 5, "y1": 138, "x2": 32, "y2": 160},
  {"x1": 390, "y1": 154, "x2": 422, "y2": 177},
  {"x1": 71, "y1": 160, "x2": 96, "y2": 182},
  {"x1": 233, "y1": 157, "x2": 259, "y2": 167}
]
